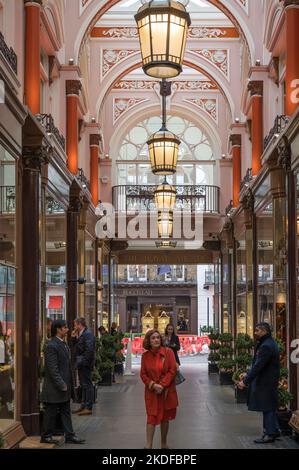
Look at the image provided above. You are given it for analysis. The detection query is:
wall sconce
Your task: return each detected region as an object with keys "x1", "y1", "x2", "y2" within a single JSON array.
[{"x1": 69, "y1": 58, "x2": 74, "y2": 65}]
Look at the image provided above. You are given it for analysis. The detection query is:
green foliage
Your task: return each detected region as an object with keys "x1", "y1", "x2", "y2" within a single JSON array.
[
  {"x1": 218, "y1": 359, "x2": 235, "y2": 371},
  {"x1": 274, "y1": 337, "x2": 285, "y2": 354},
  {"x1": 201, "y1": 326, "x2": 213, "y2": 334},
  {"x1": 208, "y1": 352, "x2": 220, "y2": 363},
  {"x1": 218, "y1": 346, "x2": 233, "y2": 357},
  {"x1": 95, "y1": 333, "x2": 125, "y2": 379},
  {"x1": 235, "y1": 354, "x2": 252, "y2": 367},
  {"x1": 236, "y1": 334, "x2": 254, "y2": 351},
  {"x1": 278, "y1": 388, "x2": 293, "y2": 410},
  {"x1": 209, "y1": 342, "x2": 219, "y2": 351},
  {"x1": 280, "y1": 367, "x2": 289, "y2": 379},
  {"x1": 208, "y1": 332, "x2": 219, "y2": 341},
  {"x1": 218, "y1": 333, "x2": 233, "y2": 343}
]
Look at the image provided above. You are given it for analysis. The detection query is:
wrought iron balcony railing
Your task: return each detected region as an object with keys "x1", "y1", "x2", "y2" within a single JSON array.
[
  {"x1": 112, "y1": 185, "x2": 220, "y2": 213},
  {"x1": 263, "y1": 115, "x2": 289, "y2": 151},
  {"x1": 36, "y1": 114, "x2": 66, "y2": 151},
  {"x1": 0, "y1": 32, "x2": 17, "y2": 74},
  {"x1": 0, "y1": 186, "x2": 16, "y2": 214},
  {"x1": 240, "y1": 168, "x2": 253, "y2": 191}
]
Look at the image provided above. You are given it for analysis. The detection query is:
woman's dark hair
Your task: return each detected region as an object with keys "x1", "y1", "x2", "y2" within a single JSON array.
[
  {"x1": 143, "y1": 329, "x2": 163, "y2": 351},
  {"x1": 165, "y1": 323, "x2": 176, "y2": 336},
  {"x1": 51, "y1": 320, "x2": 68, "y2": 337}
]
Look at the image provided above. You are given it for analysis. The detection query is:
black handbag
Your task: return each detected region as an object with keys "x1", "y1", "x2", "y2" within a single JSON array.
[{"x1": 175, "y1": 369, "x2": 186, "y2": 386}]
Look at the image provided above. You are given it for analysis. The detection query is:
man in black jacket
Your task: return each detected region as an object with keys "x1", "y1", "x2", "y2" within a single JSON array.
[
  {"x1": 72, "y1": 318, "x2": 95, "y2": 416},
  {"x1": 41, "y1": 320, "x2": 85, "y2": 445},
  {"x1": 238, "y1": 322, "x2": 281, "y2": 444}
]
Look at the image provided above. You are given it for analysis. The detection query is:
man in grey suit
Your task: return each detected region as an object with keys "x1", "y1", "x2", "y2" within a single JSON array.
[{"x1": 41, "y1": 319, "x2": 85, "y2": 445}]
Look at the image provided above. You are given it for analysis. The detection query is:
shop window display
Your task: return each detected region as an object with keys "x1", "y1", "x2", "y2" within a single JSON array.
[{"x1": 0, "y1": 146, "x2": 16, "y2": 424}]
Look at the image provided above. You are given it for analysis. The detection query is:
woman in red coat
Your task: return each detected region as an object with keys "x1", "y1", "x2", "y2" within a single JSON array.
[{"x1": 140, "y1": 329, "x2": 178, "y2": 449}]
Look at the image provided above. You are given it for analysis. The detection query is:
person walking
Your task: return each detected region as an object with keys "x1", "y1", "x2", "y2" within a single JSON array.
[
  {"x1": 41, "y1": 320, "x2": 85, "y2": 445},
  {"x1": 237, "y1": 322, "x2": 281, "y2": 444},
  {"x1": 164, "y1": 324, "x2": 181, "y2": 366},
  {"x1": 140, "y1": 329, "x2": 178, "y2": 450},
  {"x1": 71, "y1": 318, "x2": 96, "y2": 416}
]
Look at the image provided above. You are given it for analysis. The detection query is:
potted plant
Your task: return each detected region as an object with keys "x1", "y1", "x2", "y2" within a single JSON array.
[
  {"x1": 233, "y1": 334, "x2": 254, "y2": 403},
  {"x1": 208, "y1": 331, "x2": 220, "y2": 374},
  {"x1": 114, "y1": 332, "x2": 126, "y2": 375},
  {"x1": 95, "y1": 335, "x2": 115, "y2": 386},
  {"x1": 277, "y1": 367, "x2": 293, "y2": 435},
  {"x1": 218, "y1": 333, "x2": 234, "y2": 385},
  {"x1": 218, "y1": 359, "x2": 235, "y2": 385}
]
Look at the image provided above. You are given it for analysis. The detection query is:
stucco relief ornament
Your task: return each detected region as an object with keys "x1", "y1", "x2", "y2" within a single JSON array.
[
  {"x1": 113, "y1": 98, "x2": 149, "y2": 123},
  {"x1": 191, "y1": 49, "x2": 228, "y2": 77},
  {"x1": 188, "y1": 27, "x2": 226, "y2": 39},
  {"x1": 183, "y1": 98, "x2": 217, "y2": 122},
  {"x1": 102, "y1": 28, "x2": 138, "y2": 39},
  {"x1": 174, "y1": 81, "x2": 216, "y2": 91},
  {"x1": 114, "y1": 80, "x2": 158, "y2": 90},
  {"x1": 102, "y1": 49, "x2": 139, "y2": 77}
]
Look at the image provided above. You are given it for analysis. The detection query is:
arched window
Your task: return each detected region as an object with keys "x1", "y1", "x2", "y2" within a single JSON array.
[{"x1": 117, "y1": 116, "x2": 215, "y2": 186}]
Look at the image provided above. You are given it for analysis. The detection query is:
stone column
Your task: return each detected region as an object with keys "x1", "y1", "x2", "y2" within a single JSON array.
[
  {"x1": 90, "y1": 135, "x2": 100, "y2": 207},
  {"x1": 20, "y1": 144, "x2": 49, "y2": 435},
  {"x1": 248, "y1": 81, "x2": 263, "y2": 176},
  {"x1": 241, "y1": 190, "x2": 256, "y2": 337},
  {"x1": 24, "y1": 0, "x2": 42, "y2": 114},
  {"x1": 230, "y1": 134, "x2": 242, "y2": 208},
  {"x1": 66, "y1": 80, "x2": 81, "y2": 175},
  {"x1": 66, "y1": 181, "x2": 82, "y2": 329},
  {"x1": 284, "y1": 0, "x2": 299, "y2": 116}
]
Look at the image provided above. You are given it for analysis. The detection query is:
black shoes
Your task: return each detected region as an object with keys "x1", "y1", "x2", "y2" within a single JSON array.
[
  {"x1": 65, "y1": 435, "x2": 86, "y2": 444},
  {"x1": 254, "y1": 433, "x2": 280, "y2": 444},
  {"x1": 40, "y1": 437, "x2": 60, "y2": 445}
]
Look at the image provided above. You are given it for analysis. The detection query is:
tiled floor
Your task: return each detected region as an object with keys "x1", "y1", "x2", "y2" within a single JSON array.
[{"x1": 61, "y1": 359, "x2": 299, "y2": 450}]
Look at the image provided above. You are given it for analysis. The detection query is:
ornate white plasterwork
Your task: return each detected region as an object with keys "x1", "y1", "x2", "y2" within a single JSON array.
[
  {"x1": 190, "y1": 49, "x2": 229, "y2": 80},
  {"x1": 236, "y1": 0, "x2": 249, "y2": 14},
  {"x1": 101, "y1": 49, "x2": 140, "y2": 79},
  {"x1": 113, "y1": 97, "x2": 149, "y2": 124},
  {"x1": 113, "y1": 80, "x2": 218, "y2": 91},
  {"x1": 80, "y1": 0, "x2": 90, "y2": 16},
  {"x1": 183, "y1": 98, "x2": 218, "y2": 123}
]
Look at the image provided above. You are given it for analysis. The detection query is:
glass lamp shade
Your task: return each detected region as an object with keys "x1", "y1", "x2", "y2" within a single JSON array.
[
  {"x1": 147, "y1": 129, "x2": 180, "y2": 175},
  {"x1": 158, "y1": 210, "x2": 173, "y2": 238},
  {"x1": 154, "y1": 182, "x2": 176, "y2": 211},
  {"x1": 135, "y1": 0, "x2": 191, "y2": 79}
]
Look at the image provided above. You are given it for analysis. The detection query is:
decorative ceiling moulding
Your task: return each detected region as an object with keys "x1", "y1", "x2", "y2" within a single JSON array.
[
  {"x1": 91, "y1": 26, "x2": 239, "y2": 40},
  {"x1": 183, "y1": 98, "x2": 218, "y2": 123},
  {"x1": 101, "y1": 48, "x2": 140, "y2": 79},
  {"x1": 190, "y1": 49, "x2": 229, "y2": 80},
  {"x1": 113, "y1": 80, "x2": 218, "y2": 92},
  {"x1": 236, "y1": 0, "x2": 249, "y2": 15},
  {"x1": 113, "y1": 97, "x2": 149, "y2": 124},
  {"x1": 80, "y1": 0, "x2": 92, "y2": 16},
  {"x1": 77, "y1": 0, "x2": 253, "y2": 68}
]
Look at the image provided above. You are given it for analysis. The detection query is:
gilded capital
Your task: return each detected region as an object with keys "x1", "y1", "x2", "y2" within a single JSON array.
[
  {"x1": 248, "y1": 80, "x2": 263, "y2": 97},
  {"x1": 229, "y1": 134, "x2": 242, "y2": 147},
  {"x1": 66, "y1": 80, "x2": 82, "y2": 96},
  {"x1": 90, "y1": 134, "x2": 101, "y2": 147}
]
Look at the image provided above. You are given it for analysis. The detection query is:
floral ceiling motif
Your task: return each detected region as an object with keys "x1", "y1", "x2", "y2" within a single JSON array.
[
  {"x1": 183, "y1": 98, "x2": 218, "y2": 122},
  {"x1": 190, "y1": 49, "x2": 229, "y2": 79},
  {"x1": 101, "y1": 49, "x2": 139, "y2": 78},
  {"x1": 91, "y1": 26, "x2": 239, "y2": 39},
  {"x1": 113, "y1": 80, "x2": 218, "y2": 91},
  {"x1": 113, "y1": 97, "x2": 149, "y2": 123}
]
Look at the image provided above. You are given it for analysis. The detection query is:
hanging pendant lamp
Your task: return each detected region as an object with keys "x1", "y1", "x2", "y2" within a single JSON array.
[
  {"x1": 148, "y1": 80, "x2": 180, "y2": 175},
  {"x1": 135, "y1": 0, "x2": 191, "y2": 79},
  {"x1": 158, "y1": 210, "x2": 174, "y2": 238},
  {"x1": 154, "y1": 177, "x2": 176, "y2": 211}
]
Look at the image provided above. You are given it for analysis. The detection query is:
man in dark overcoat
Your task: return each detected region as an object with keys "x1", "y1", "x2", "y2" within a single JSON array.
[
  {"x1": 71, "y1": 318, "x2": 96, "y2": 415},
  {"x1": 41, "y1": 320, "x2": 85, "y2": 445},
  {"x1": 238, "y1": 322, "x2": 281, "y2": 444}
]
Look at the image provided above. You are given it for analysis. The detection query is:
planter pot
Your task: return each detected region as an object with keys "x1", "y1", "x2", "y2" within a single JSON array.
[
  {"x1": 98, "y1": 370, "x2": 113, "y2": 386},
  {"x1": 277, "y1": 410, "x2": 293, "y2": 436},
  {"x1": 219, "y1": 371, "x2": 233, "y2": 385},
  {"x1": 208, "y1": 363, "x2": 219, "y2": 374},
  {"x1": 234, "y1": 386, "x2": 248, "y2": 404},
  {"x1": 114, "y1": 363, "x2": 124, "y2": 375}
]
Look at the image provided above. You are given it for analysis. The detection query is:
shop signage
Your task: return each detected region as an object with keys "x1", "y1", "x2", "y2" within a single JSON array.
[{"x1": 121, "y1": 289, "x2": 153, "y2": 296}]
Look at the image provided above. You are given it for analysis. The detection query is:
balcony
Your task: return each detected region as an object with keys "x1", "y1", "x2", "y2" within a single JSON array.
[
  {"x1": 112, "y1": 185, "x2": 220, "y2": 214},
  {"x1": 263, "y1": 115, "x2": 289, "y2": 151},
  {"x1": 36, "y1": 114, "x2": 66, "y2": 151},
  {"x1": 0, "y1": 186, "x2": 15, "y2": 214},
  {"x1": 0, "y1": 32, "x2": 17, "y2": 74}
]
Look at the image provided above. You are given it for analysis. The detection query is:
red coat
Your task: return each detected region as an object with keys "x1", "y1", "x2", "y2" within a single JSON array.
[{"x1": 140, "y1": 347, "x2": 178, "y2": 417}]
